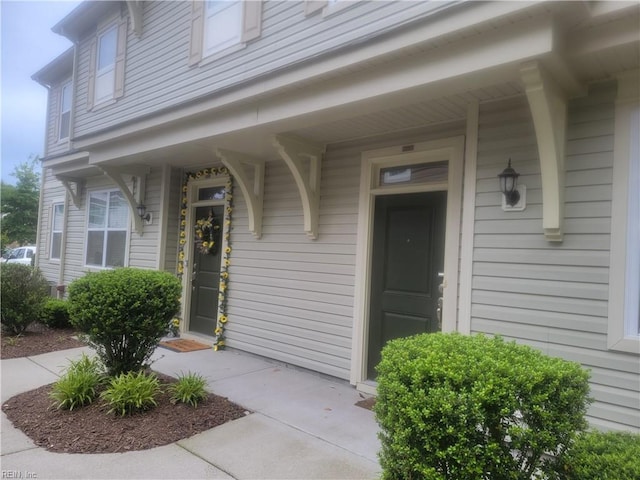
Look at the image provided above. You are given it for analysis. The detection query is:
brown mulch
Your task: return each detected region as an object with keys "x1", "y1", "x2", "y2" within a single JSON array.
[
  {"x1": 1, "y1": 324, "x2": 250, "y2": 454},
  {"x1": 1, "y1": 323, "x2": 86, "y2": 359}
]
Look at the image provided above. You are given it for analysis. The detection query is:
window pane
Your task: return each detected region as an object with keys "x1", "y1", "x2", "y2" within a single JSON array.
[
  {"x1": 89, "y1": 192, "x2": 107, "y2": 228},
  {"x1": 59, "y1": 112, "x2": 70, "y2": 140},
  {"x1": 86, "y1": 231, "x2": 105, "y2": 266},
  {"x1": 53, "y1": 204, "x2": 64, "y2": 231},
  {"x1": 51, "y1": 233, "x2": 62, "y2": 260},
  {"x1": 108, "y1": 191, "x2": 128, "y2": 228},
  {"x1": 95, "y1": 69, "x2": 115, "y2": 103},
  {"x1": 61, "y1": 83, "x2": 72, "y2": 112},
  {"x1": 198, "y1": 186, "x2": 226, "y2": 201},
  {"x1": 105, "y1": 231, "x2": 126, "y2": 267},
  {"x1": 98, "y1": 26, "x2": 117, "y2": 71},
  {"x1": 380, "y1": 161, "x2": 448, "y2": 186},
  {"x1": 204, "y1": 0, "x2": 241, "y2": 54}
]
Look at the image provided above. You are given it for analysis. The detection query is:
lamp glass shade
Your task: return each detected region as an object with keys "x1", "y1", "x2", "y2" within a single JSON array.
[{"x1": 136, "y1": 204, "x2": 146, "y2": 218}]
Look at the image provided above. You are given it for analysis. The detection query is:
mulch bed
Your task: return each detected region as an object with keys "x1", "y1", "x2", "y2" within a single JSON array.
[
  {"x1": 1, "y1": 324, "x2": 250, "y2": 454},
  {"x1": 1, "y1": 323, "x2": 86, "y2": 359}
]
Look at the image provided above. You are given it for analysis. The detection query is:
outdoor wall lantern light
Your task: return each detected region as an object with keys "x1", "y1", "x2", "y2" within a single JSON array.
[
  {"x1": 498, "y1": 159, "x2": 525, "y2": 211},
  {"x1": 136, "y1": 204, "x2": 152, "y2": 223}
]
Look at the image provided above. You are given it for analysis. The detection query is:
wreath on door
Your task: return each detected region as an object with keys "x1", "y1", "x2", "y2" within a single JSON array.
[{"x1": 194, "y1": 209, "x2": 221, "y2": 255}]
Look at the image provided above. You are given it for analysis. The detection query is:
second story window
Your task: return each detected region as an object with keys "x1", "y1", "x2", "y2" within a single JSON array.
[
  {"x1": 189, "y1": 1, "x2": 262, "y2": 66},
  {"x1": 58, "y1": 82, "x2": 72, "y2": 141},
  {"x1": 87, "y1": 19, "x2": 127, "y2": 110},
  {"x1": 204, "y1": 1, "x2": 242, "y2": 56},
  {"x1": 95, "y1": 26, "x2": 118, "y2": 104}
]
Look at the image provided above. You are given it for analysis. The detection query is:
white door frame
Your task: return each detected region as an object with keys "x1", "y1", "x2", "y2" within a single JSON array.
[{"x1": 350, "y1": 136, "x2": 465, "y2": 391}]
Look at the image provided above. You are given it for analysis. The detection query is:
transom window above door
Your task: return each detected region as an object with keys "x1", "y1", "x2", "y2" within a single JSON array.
[{"x1": 378, "y1": 161, "x2": 449, "y2": 187}]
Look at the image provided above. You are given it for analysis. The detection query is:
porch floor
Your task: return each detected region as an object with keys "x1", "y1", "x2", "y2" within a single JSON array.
[{"x1": 1, "y1": 341, "x2": 380, "y2": 479}]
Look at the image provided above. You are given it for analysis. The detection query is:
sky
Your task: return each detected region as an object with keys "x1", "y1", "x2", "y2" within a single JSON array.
[{"x1": 1, "y1": 0, "x2": 81, "y2": 185}]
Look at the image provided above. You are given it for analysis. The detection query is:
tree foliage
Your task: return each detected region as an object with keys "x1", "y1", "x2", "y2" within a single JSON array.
[{"x1": 1, "y1": 156, "x2": 41, "y2": 250}]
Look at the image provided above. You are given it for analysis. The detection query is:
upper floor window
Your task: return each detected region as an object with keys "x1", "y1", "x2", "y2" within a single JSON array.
[
  {"x1": 189, "y1": 0, "x2": 262, "y2": 66},
  {"x1": 58, "y1": 82, "x2": 72, "y2": 141},
  {"x1": 85, "y1": 190, "x2": 129, "y2": 268},
  {"x1": 51, "y1": 203, "x2": 64, "y2": 260},
  {"x1": 95, "y1": 26, "x2": 118, "y2": 104},
  {"x1": 87, "y1": 19, "x2": 127, "y2": 109}
]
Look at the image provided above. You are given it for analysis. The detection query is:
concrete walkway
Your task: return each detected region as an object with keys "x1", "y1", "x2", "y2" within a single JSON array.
[{"x1": 1, "y1": 343, "x2": 381, "y2": 479}]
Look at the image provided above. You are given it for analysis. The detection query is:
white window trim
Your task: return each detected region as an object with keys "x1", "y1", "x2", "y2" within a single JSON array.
[
  {"x1": 58, "y1": 81, "x2": 72, "y2": 142},
  {"x1": 608, "y1": 71, "x2": 640, "y2": 354},
  {"x1": 84, "y1": 188, "x2": 130, "y2": 270},
  {"x1": 50, "y1": 202, "x2": 65, "y2": 261}
]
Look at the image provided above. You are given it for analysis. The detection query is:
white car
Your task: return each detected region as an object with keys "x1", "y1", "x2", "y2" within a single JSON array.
[{"x1": 4, "y1": 246, "x2": 37, "y2": 266}]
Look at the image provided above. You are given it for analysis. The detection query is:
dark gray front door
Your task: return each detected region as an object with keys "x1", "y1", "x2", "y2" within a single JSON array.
[
  {"x1": 367, "y1": 191, "x2": 447, "y2": 379},
  {"x1": 189, "y1": 206, "x2": 223, "y2": 336}
]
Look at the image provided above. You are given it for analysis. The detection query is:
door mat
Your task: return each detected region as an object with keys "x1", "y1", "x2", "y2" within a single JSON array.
[
  {"x1": 355, "y1": 396, "x2": 376, "y2": 411},
  {"x1": 158, "y1": 339, "x2": 211, "y2": 353}
]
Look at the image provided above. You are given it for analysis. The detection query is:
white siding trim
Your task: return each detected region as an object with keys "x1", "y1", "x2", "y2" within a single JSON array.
[
  {"x1": 156, "y1": 164, "x2": 171, "y2": 270},
  {"x1": 608, "y1": 71, "x2": 640, "y2": 354},
  {"x1": 351, "y1": 136, "x2": 465, "y2": 386},
  {"x1": 458, "y1": 102, "x2": 479, "y2": 334}
]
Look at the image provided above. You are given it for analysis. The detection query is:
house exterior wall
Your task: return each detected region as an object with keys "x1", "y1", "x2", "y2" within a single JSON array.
[
  {"x1": 472, "y1": 82, "x2": 639, "y2": 431},
  {"x1": 71, "y1": 0, "x2": 458, "y2": 138},
  {"x1": 34, "y1": 0, "x2": 639, "y2": 432}
]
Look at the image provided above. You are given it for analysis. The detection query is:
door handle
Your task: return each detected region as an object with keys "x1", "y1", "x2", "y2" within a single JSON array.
[{"x1": 436, "y1": 297, "x2": 443, "y2": 328}]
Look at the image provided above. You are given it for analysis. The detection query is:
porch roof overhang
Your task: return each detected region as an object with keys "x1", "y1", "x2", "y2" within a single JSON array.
[{"x1": 57, "y1": 1, "x2": 639, "y2": 240}]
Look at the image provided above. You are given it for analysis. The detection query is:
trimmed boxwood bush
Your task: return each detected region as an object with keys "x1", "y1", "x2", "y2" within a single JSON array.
[
  {"x1": 558, "y1": 430, "x2": 640, "y2": 480},
  {"x1": 0, "y1": 263, "x2": 50, "y2": 335},
  {"x1": 375, "y1": 333, "x2": 591, "y2": 480},
  {"x1": 41, "y1": 298, "x2": 72, "y2": 329},
  {"x1": 67, "y1": 268, "x2": 181, "y2": 376}
]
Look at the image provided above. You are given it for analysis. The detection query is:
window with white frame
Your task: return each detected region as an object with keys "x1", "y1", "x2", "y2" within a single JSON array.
[
  {"x1": 58, "y1": 82, "x2": 72, "y2": 141},
  {"x1": 189, "y1": 1, "x2": 262, "y2": 65},
  {"x1": 95, "y1": 25, "x2": 118, "y2": 104},
  {"x1": 203, "y1": 1, "x2": 243, "y2": 56},
  {"x1": 51, "y1": 203, "x2": 64, "y2": 260},
  {"x1": 608, "y1": 96, "x2": 639, "y2": 352},
  {"x1": 86, "y1": 190, "x2": 128, "y2": 268}
]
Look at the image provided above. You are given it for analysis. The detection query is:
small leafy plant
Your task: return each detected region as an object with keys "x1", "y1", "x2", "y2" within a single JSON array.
[
  {"x1": 0, "y1": 263, "x2": 50, "y2": 335},
  {"x1": 50, "y1": 354, "x2": 105, "y2": 410},
  {"x1": 169, "y1": 372, "x2": 208, "y2": 407},
  {"x1": 101, "y1": 371, "x2": 161, "y2": 416},
  {"x1": 41, "y1": 298, "x2": 72, "y2": 329},
  {"x1": 558, "y1": 430, "x2": 640, "y2": 480}
]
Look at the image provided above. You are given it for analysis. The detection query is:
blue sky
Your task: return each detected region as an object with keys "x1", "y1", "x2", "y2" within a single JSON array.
[{"x1": 1, "y1": 0, "x2": 80, "y2": 185}]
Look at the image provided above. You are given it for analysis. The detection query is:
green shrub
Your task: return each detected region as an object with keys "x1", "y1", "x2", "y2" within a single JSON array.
[
  {"x1": 67, "y1": 268, "x2": 181, "y2": 376},
  {"x1": 169, "y1": 372, "x2": 208, "y2": 407},
  {"x1": 49, "y1": 354, "x2": 105, "y2": 410},
  {"x1": 0, "y1": 263, "x2": 50, "y2": 335},
  {"x1": 375, "y1": 333, "x2": 592, "y2": 480},
  {"x1": 41, "y1": 298, "x2": 72, "y2": 329},
  {"x1": 558, "y1": 430, "x2": 640, "y2": 480},
  {"x1": 101, "y1": 371, "x2": 161, "y2": 416}
]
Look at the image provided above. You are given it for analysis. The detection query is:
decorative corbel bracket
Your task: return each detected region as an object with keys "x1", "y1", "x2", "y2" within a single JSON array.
[
  {"x1": 271, "y1": 134, "x2": 325, "y2": 239},
  {"x1": 520, "y1": 61, "x2": 569, "y2": 242},
  {"x1": 216, "y1": 148, "x2": 265, "y2": 239},
  {"x1": 99, "y1": 165, "x2": 150, "y2": 235},
  {"x1": 56, "y1": 176, "x2": 85, "y2": 208},
  {"x1": 126, "y1": 1, "x2": 144, "y2": 37}
]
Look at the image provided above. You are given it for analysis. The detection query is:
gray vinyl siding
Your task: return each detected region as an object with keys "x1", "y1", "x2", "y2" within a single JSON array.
[
  {"x1": 471, "y1": 83, "x2": 639, "y2": 432},
  {"x1": 163, "y1": 167, "x2": 183, "y2": 274},
  {"x1": 37, "y1": 168, "x2": 66, "y2": 285},
  {"x1": 72, "y1": 0, "x2": 457, "y2": 137},
  {"x1": 225, "y1": 121, "x2": 465, "y2": 380},
  {"x1": 128, "y1": 166, "x2": 163, "y2": 269}
]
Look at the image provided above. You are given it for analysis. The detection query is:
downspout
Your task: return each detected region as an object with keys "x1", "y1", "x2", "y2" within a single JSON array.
[{"x1": 34, "y1": 74, "x2": 52, "y2": 272}]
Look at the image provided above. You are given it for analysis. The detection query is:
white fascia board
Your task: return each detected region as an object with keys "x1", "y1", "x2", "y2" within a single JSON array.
[{"x1": 74, "y1": 1, "x2": 544, "y2": 153}]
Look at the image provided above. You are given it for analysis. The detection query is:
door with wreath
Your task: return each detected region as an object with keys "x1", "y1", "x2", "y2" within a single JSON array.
[{"x1": 189, "y1": 206, "x2": 223, "y2": 336}]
